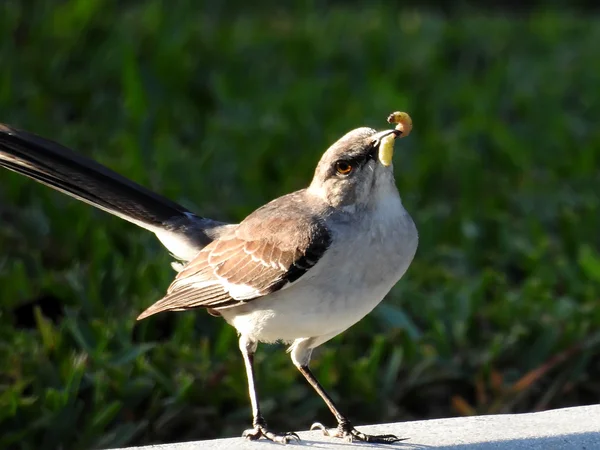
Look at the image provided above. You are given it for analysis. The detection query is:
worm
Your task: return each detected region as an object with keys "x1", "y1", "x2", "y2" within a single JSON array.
[{"x1": 387, "y1": 111, "x2": 412, "y2": 138}]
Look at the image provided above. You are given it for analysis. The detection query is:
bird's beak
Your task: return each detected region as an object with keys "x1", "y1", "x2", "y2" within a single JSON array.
[{"x1": 373, "y1": 129, "x2": 402, "y2": 167}]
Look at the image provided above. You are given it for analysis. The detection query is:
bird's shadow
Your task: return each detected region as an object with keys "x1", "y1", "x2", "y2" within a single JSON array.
[{"x1": 261, "y1": 436, "x2": 428, "y2": 449}]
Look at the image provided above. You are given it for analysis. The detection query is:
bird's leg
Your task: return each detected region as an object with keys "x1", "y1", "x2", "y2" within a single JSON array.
[
  {"x1": 239, "y1": 336, "x2": 300, "y2": 444},
  {"x1": 291, "y1": 342, "x2": 403, "y2": 444},
  {"x1": 298, "y1": 365, "x2": 402, "y2": 443}
]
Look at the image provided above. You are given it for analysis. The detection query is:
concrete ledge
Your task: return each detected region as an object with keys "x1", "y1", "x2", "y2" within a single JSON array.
[{"x1": 116, "y1": 405, "x2": 600, "y2": 449}]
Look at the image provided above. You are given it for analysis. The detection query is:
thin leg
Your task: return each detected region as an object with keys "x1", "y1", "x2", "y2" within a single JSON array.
[
  {"x1": 240, "y1": 336, "x2": 261, "y2": 426},
  {"x1": 297, "y1": 364, "x2": 347, "y2": 424},
  {"x1": 290, "y1": 340, "x2": 404, "y2": 444},
  {"x1": 239, "y1": 335, "x2": 299, "y2": 444}
]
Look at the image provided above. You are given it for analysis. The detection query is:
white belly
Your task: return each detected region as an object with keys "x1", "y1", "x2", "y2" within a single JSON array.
[{"x1": 220, "y1": 193, "x2": 418, "y2": 347}]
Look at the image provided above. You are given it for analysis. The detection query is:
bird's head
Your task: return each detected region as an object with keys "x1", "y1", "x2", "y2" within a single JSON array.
[{"x1": 308, "y1": 112, "x2": 412, "y2": 210}]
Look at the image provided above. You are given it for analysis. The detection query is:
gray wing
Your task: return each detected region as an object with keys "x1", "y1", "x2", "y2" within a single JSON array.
[{"x1": 137, "y1": 192, "x2": 332, "y2": 319}]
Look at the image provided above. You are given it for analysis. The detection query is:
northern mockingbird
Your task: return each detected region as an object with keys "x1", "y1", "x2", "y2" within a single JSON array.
[{"x1": 0, "y1": 112, "x2": 418, "y2": 444}]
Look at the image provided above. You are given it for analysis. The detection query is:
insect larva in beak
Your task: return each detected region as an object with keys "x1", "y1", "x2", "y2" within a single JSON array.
[{"x1": 386, "y1": 111, "x2": 412, "y2": 138}]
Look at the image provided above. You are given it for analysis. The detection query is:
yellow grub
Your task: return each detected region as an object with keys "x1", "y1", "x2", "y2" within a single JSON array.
[
  {"x1": 378, "y1": 111, "x2": 412, "y2": 166},
  {"x1": 378, "y1": 133, "x2": 396, "y2": 166},
  {"x1": 387, "y1": 111, "x2": 413, "y2": 137}
]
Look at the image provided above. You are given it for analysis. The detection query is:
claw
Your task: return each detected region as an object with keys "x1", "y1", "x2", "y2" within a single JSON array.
[
  {"x1": 243, "y1": 425, "x2": 300, "y2": 444},
  {"x1": 311, "y1": 420, "x2": 406, "y2": 443},
  {"x1": 242, "y1": 428, "x2": 262, "y2": 441},
  {"x1": 310, "y1": 422, "x2": 331, "y2": 436}
]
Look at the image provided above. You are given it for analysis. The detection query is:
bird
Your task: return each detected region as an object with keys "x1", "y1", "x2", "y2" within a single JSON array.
[{"x1": 0, "y1": 112, "x2": 418, "y2": 444}]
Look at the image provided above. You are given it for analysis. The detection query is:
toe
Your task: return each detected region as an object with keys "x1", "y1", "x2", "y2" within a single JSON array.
[
  {"x1": 268, "y1": 431, "x2": 299, "y2": 444},
  {"x1": 286, "y1": 432, "x2": 301, "y2": 441},
  {"x1": 242, "y1": 428, "x2": 262, "y2": 441},
  {"x1": 310, "y1": 422, "x2": 331, "y2": 436},
  {"x1": 364, "y1": 433, "x2": 405, "y2": 443}
]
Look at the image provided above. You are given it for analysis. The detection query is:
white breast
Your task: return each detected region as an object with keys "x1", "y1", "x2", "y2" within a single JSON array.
[{"x1": 221, "y1": 186, "x2": 418, "y2": 346}]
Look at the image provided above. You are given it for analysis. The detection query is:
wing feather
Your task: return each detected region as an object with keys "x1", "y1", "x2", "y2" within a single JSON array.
[{"x1": 137, "y1": 191, "x2": 332, "y2": 320}]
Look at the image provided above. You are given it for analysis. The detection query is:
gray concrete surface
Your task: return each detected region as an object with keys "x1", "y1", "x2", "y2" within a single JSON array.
[{"x1": 115, "y1": 405, "x2": 600, "y2": 450}]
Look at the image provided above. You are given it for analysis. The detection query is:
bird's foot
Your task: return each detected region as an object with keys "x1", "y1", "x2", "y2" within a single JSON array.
[
  {"x1": 311, "y1": 421, "x2": 405, "y2": 444},
  {"x1": 243, "y1": 422, "x2": 300, "y2": 444}
]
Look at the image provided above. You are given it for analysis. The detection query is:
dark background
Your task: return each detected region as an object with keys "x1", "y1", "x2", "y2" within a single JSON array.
[{"x1": 1, "y1": 1, "x2": 599, "y2": 449}]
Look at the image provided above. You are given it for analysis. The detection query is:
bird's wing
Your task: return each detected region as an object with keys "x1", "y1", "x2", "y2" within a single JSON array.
[{"x1": 137, "y1": 192, "x2": 332, "y2": 319}]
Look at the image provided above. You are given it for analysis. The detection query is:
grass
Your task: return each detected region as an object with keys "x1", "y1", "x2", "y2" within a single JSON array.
[{"x1": 1, "y1": 2, "x2": 600, "y2": 449}]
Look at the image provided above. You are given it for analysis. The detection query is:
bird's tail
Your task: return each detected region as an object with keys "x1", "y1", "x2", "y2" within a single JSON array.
[{"x1": 0, "y1": 123, "x2": 225, "y2": 261}]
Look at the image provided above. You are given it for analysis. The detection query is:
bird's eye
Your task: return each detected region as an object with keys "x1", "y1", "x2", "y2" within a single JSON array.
[{"x1": 335, "y1": 161, "x2": 353, "y2": 175}]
